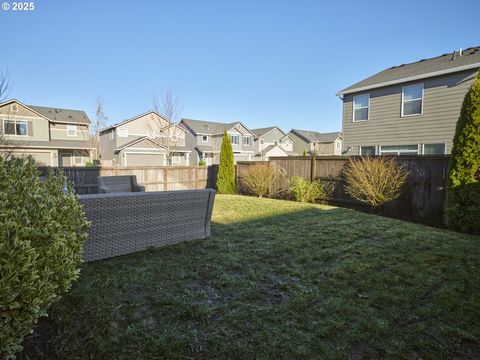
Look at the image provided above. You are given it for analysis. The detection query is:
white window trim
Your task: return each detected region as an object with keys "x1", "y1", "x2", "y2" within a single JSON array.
[
  {"x1": 110, "y1": 129, "x2": 115, "y2": 140},
  {"x1": 421, "y1": 142, "x2": 447, "y2": 155},
  {"x1": 336, "y1": 141, "x2": 341, "y2": 150},
  {"x1": 401, "y1": 83, "x2": 424, "y2": 117},
  {"x1": 67, "y1": 125, "x2": 77, "y2": 137},
  {"x1": 118, "y1": 128, "x2": 128, "y2": 138},
  {"x1": 146, "y1": 130, "x2": 155, "y2": 139},
  {"x1": 352, "y1": 93, "x2": 370, "y2": 122},
  {"x1": 202, "y1": 135, "x2": 209, "y2": 142},
  {"x1": 243, "y1": 136, "x2": 251, "y2": 146},
  {"x1": 359, "y1": 145, "x2": 377, "y2": 155},
  {"x1": 229, "y1": 134, "x2": 240, "y2": 145},
  {"x1": 172, "y1": 154, "x2": 182, "y2": 164},
  {"x1": 74, "y1": 155, "x2": 83, "y2": 165},
  {"x1": 379, "y1": 144, "x2": 419, "y2": 155},
  {"x1": 3, "y1": 119, "x2": 29, "y2": 137}
]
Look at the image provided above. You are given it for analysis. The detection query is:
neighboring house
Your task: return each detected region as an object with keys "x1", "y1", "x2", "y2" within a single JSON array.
[
  {"x1": 180, "y1": 118, "x2": 255, "y2": 165},
  {"x1": 0, "y1": 99, "x2": 92, "y2": 166},
  {"x1": 337, "y1": 46, "x2": 480, "y2": 155},
  {"x1": 99, "y1": 111, "x2": 191, "y2": 166},
  {"x1": 288, "y1": 129, "x2": 343, "y2": 156},
  {"x1": 251, "y1": 126, "x2": 296, "y2": 160}
]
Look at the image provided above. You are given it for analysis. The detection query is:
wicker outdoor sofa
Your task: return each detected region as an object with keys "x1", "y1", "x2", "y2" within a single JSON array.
[{"x1": 79, "y1": 189, "x2": 216, "y2": 262}]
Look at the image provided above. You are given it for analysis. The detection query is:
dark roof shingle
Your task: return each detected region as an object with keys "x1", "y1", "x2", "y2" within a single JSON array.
[
  {"x1": 28, "y1": 105, "x2": 91, "y2": 124},
  {"x1": 338, "y1": 46, "x2": 480, "y2": 95}
]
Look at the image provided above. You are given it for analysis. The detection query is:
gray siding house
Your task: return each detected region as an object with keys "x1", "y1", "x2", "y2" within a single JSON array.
[
  {"x1": 251, "y1": 126, "x2": 296, "y2": 160},
  {"x1": 180, "y1": 118, "x2": 255, "y2": 165},
  {"x1": 99, "y1": 111, "x2": 191, "y2": 166},
  {"x1": 0, "y1": 99, "x2": 92, "y2": 166},
  {"x1": 337, "y1": 46, "x2": 480, "y2": 155},
  {"x1": 288, "y1": 129, "x2": 343, "y2": 156}
]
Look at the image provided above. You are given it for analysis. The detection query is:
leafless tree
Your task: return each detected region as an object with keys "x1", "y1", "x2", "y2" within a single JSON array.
[
  {"x1": 0, "y1": 70, "x2": 11, "y2": 103},
  {"x1": 151, "y1": 88, "x2": 186, "y2": 165},
  {"x1": 90, "y1": 97, "x2": 108, "y2": 161}
]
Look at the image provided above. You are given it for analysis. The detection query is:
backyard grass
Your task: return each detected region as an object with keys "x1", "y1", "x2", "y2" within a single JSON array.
[{"x1": 20, "y1": 195, "x2": 480, "y2": 359}]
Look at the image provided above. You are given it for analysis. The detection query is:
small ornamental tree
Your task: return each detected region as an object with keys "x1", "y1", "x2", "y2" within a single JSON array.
[
  {"x1": 0, "y1": 156, "x2": 89, "y2": 358},
  {"x1": 445, "y1": 74, "x2": 480, "y2": 233},
  {"x1": 216, "y1": 131, "x2": 236, "y2": 194}
]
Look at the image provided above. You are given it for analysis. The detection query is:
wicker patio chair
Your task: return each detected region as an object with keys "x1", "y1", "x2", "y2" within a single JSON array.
[{"x1": 97, "y1": 175, "x2": 145, "y2": 193}]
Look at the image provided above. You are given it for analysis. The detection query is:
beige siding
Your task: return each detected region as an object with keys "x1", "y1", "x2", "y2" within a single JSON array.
[
  {"x1": 50, "y1": 123, "x2": 90, "y2": 141},
  {"x1": 342, "y1": 70, "x2": 478, "y2": 154},
  {"x1": 0, "y1": 102, "x2": 50, "y2": 142},
  {"x1": 117, "y1": 113, "x2": 169, "y2": 147},
  {"x1": 99, "y1": 130, "x2": 116, "y2": 161},
  {"x1": 6, "y1": 149, "x2": 57, "y2": 166}
]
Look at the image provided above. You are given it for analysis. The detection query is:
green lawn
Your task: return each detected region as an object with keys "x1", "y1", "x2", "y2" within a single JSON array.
[{"x1": 21, "y1": 195, "x2": 480, "y2": 359}]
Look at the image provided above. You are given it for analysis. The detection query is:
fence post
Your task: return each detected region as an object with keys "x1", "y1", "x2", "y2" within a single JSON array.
[
  {"x1": 164, "y1": 167, "x2": 168, "y2": 191},
  {"x1": 310, "y1": 155, "x2": 316, "y2": 182},
  {"x1": 195, "y1": 167, "x2": 199, "y2": 189}
]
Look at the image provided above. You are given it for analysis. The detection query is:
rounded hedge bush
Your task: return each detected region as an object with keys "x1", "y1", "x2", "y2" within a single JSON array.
[
  {"x1": 0, "y1": 156, "x2": 89, "y2": 358},
  {"x1": 445, "y1": 74, "x2": 480, "y2": 234}
]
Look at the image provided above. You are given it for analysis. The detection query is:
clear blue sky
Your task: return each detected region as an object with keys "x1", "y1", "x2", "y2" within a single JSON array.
[{"x1": 1, "y1": 0, "x2": 478, "y2": 132}]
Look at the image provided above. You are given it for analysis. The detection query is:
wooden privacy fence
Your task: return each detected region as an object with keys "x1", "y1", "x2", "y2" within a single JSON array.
[
  {"x1": 40, "y1": 165, "x2": 218, "y2": 194},
  {"x1": 237, "y1": 156, "x2": 451, "y2": 226}
]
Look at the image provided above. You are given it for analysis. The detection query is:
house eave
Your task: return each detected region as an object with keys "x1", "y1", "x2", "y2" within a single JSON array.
[{"x1": 336, "y1": 62, "x2": 480, "y2": 96}]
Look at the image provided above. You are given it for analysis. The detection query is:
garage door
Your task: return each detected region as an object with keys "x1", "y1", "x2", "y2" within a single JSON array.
[
  {"x1": 125, "y1": 153, "x2": 164, "y2": 166},
  {"x1": 11, "y1": 151, "x2": 52, "y2": 166}
]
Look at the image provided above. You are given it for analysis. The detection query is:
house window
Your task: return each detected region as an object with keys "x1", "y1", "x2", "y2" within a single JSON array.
[
  {"x1": 4, "y1": 119, "x2": 28, "y2": 136},
  {"x1": 423, "y1": 143, "x2": 446, "y2": 155},
  {"x1": 110, "y1": 129, "x2": 115, "y2": 140},
  {"x1": 74, "y1": 156, "x2": 83, "y2": 165},
  {"x1": 118, "y1": 128, "x2": 128, "y2": 137},
  {"x1": 353, "y1": 94, "x2": 369, "y2": 122},
  {"x1": 336, "y1": 141, "x2": 341, "y2": 150},
  {"x1": 202, "y1": 135, "x2": 208, "y2": 142},
  {"x1": 67, "y1": 125, "x2": 77, "y2": 137},
  {"x1": 230, "y1": 134, "x2": 239, "y2": 145},
  {"x1": 172, "y1": 154, "x2": 181, "y2": 164},
  {"x1": 243, "y1": 136, "x2": 251, "y2": 146},
  {"x1": 379, "y1": 144, "x2": 418, "y2": 155},
  {"x1": 360, "y1": 146, "x2": 376, "y2": 155},
  {"x1": 402, "y1": 84, "x2": 423, "y2": 116}
]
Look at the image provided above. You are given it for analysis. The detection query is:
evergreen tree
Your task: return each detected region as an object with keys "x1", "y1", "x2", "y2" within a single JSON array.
[
  {"x1": 445, "y1": 74, "x2": 480, "y2": 233},
  {"x1": 216, "y1": 131, "x2": 236, "y2": 194}
]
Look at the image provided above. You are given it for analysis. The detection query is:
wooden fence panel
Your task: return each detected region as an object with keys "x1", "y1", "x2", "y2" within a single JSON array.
[
  {"x1": 236, "y1": 156, "x2": 450, "y2": 226},
  {"x1": 41, "y1": 165, "x2": 218, "y2": 194}
]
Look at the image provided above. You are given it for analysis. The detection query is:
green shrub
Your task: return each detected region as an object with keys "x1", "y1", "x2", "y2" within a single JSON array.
[
  {"x1": 288, "y1": 176, "x2": 325, "y2": 203},
  {"x1": 85, "y1": 161, "x2": 95, "y2": 167},
  {"x1": 343, "y1": 156, "x2": 408, "y2": 208},
  {"x1": 0, "y1": 156, "x2": 89, "y2": 358},
  {"x1": 216, "y1": 131, "x2": 236, "y2": 194},
  {"x1": 242, "y1": 163, "x2": 281, "y2": 198},
  {"x1": 445, "y1": 74, "x2": 480, "y2": 233},
  {"x1": 198, "y1": 159, "x2": 206, "y2": 166}
]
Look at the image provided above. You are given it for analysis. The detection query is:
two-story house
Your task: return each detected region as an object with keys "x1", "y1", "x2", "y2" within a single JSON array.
[
  {"x1": 99, "y1": 111, "x2": 191, "y2": 166},
  {"x1": 0, "y1": 99, "x2": 92, "y2": 166},
  {"x1": 251, "y1": 126, "x2": 296, "y2": 160},
  {"x1": 180, "y1": 118, "x2": 255, "y2": 165},
  {"x1": 337, "y1": 46, "x2": 480, "y2": 155},
  {"x1": 288, "y1": 129, "x2": 343, "y2": 156}
]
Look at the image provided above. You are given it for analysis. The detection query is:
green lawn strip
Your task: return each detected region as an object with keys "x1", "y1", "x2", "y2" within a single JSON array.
[{"x1": 20, "y1": 195, "x2": 480, "y2": 359}]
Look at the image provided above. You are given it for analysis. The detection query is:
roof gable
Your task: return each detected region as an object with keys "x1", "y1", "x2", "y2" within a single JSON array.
[
  {"x1": 101, "y1": 111, "x2": 169, "y2": 133},
  {"x1": 116, "y1": 136, "x2": 167, "y2": 151},
  {"x1": 181, "y1": 118, "x2": 254, "y2": 136},
  {"x1": 251, "y1": 126, "x2": 286, "y2": 138}
]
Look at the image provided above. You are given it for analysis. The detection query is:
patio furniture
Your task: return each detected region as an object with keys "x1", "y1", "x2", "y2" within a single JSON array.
[
  {"x1": 79, "y1": 189, "x2": 216, "y2": 262},
  {"x1": 98, "y1": 175, "x2": 145, "y2": 193}
]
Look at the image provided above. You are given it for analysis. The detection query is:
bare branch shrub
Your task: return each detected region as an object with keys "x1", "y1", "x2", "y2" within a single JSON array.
[
  {"x1": 242, "y1": 163, "x2": 281, "y2": 198},
  {"x1": 343, "y1": 157, "x2": 408, "y2": 207}
]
